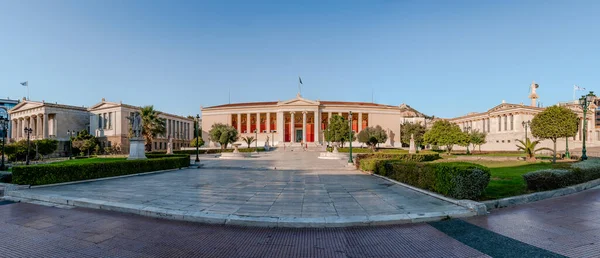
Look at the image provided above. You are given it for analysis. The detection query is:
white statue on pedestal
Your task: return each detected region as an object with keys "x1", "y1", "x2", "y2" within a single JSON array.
[
  {"x1": 409, "y1": 133, "x2": 417, "y2": 154},
  {"x1": 166, "y1": 137, "x2": 173, "y2": 154}
]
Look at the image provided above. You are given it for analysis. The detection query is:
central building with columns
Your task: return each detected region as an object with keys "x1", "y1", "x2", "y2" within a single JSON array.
[{"x1": 200, "y1": 94, "x2": 427, "y2": 147}]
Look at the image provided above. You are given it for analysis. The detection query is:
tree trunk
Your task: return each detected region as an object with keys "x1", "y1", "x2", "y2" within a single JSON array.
[{"x1": 552, "y1": 139, "x2": 557, "y2": 164}]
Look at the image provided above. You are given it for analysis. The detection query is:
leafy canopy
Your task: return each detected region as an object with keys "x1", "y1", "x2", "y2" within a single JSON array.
[
  {"x1": 531, "y1": 106, "x2": 578, "y2": 141},
  {"x1": 400, "y1": 122, "x2": 426, "y2": 147},
  {"x1": 423, "y1": 120, "x2": 467, "y2": 153},
  {"x1": 190, "y1": 137, "x2": 205, "y2": 147},
  {"x1": 357, "y1": 125, "x2": 388, "y2": 151},
  {"x1": 324, "y1": 114, "x2": 355, "y2": 146},
  {"x1": 209, "y1": 123, "x2": 239, "y2": 149},
  {"x1": 531, "y1": 105, "x2": 578, "y2": 163}
]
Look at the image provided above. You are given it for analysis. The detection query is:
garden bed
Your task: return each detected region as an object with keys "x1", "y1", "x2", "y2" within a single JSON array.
[{"x1": 11, "y1": 154, "x2": 189, "y2": 186}]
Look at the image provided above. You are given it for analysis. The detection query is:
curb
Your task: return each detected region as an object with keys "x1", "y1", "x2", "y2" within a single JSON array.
[
  {"x1": 371, "y1": 173, "x2": 488, "y2": 216},
  {"x1": 483, "y1": 177, "x2": 600, "y2": 210},
  {"x1": 4, "y1": 191, "x2": 476, "y2": 228}
]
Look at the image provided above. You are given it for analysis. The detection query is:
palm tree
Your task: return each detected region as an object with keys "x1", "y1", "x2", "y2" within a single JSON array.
[
  {"x1": 241, "y1": 136, "x2": 256, "y2": 148},
  {"x1": 140, "y1": 105, "x2": 166, "y2": 151},
  {"x1": 515, "y1": 137, "x2": 552, "y2": 162}
]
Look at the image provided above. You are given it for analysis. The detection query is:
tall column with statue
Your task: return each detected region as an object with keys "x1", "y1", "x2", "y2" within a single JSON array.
[{"x1": 127, "y1": 112, "x2": 147, "y2": 160}]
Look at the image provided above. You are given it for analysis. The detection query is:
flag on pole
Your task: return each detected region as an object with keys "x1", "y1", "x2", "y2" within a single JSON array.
[
  {"x1": 20, "y1": 81, "x2": 28, "y2": 86},
  {"x1": 574, "y1": 85, "x2": 586, "y2": 91},
  {"x1": 298, "y1": 76, "x2": 303, "y2": 84}
]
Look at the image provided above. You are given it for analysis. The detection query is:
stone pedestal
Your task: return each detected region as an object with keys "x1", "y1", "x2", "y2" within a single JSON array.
[
  {"x1": 127, "y1": 138, "x2": 147, "y2": 160},
  {"x1": 409, "y1": 134, "x2": 417, "y2": 154},
  {"x1": 232, "y1": 144, "x2": 241, "y2": 153}
]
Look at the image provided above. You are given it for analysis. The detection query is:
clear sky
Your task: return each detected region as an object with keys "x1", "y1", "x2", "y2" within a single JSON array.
[{"x1": 1, "y1": 0, "x2": 599, "y2": 118}]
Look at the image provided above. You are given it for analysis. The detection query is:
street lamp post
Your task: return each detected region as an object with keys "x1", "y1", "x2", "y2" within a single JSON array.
[
  {"x1": 348, "y1": 111, "x2": 353, "y2": 164},
  {"x1": 195, "y1": 114, "x2": 200, "y2": 164},
  {"x1": 24, "y1": 127, "x2": 33, "y2": 165},
  {"x1": 463, "y1": 126, "x2": 471, "y2": 155},
  {"x1": 521, "y1": 120, "x2": 531, "y2": 140},
  {"x1": 67, "y1": 130, "x2": 76, "y2": 160},
  {"x1": 254, "y1": 129, "x2": 258, "y2": 153},
  {"x1": 0, "y1": 117, "x2": 8, "y2": 171},
  {"x1": 579, "y1": 91, "x2": 596, "y2": 160}
]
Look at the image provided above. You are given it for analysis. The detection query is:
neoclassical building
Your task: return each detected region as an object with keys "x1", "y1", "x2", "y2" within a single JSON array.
[
  {"x1": 201, "y1": 94, "x2": 427, "y2": 147},
  {"x1": 88, "y1": 99, "x2": 195, "y2": 153},
  {"x1": 450, "y1": 82, "x2": 599, "y2": 152},
  {"x1": 8, "y1": 98, "x2": 90, "y2": 152}
]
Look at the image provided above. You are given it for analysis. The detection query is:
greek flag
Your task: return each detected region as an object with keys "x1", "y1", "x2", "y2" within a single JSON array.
[
  {"x1": 20, "y1": 81, "x2": 28, "y2": 86},
  {"x1": 298, "y1": 76, "x2": 303, "y2": 84},
  {"x1": 574, "y1": 85, "x2": 586, "y2": 91}
]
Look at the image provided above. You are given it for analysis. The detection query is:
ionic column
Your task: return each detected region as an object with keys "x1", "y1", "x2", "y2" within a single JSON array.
[
  {"x1": 36, "y1": 115, "x2": 42, "y2": 137},
  {"x1": 314, "y1": 111, "x2": 319, "y2": 143},
  {"x1": 302, "y1": 111, "x2": 307, "y2": 143},
  {"x1": 266, "y1": 113, "x2": 271, "y2": 133},
  {"x1": 43, "y1": 114, "x2": 48, "y2": 138},
  {"x1": 256, "y1": 112, "x2": 260, "y2": 133},
  {"x1": 276, "y1": 111, "x2": 284, "y2": 143},
  {"x1": 290, "y1": 112, "x2": 295, "y2": 142},
  {"x1": 237, "y1": 113, "x2": 242, "y2": 132},
  {"x1": 358, "y1": 113, "x2": 363, "y2": 132},
  {"x1": 328, "y1": 112, "x2": 332, "y2": 122},
  {"x1": 338, "y1": 112, "x2": 342, "y2": 116},
  {"x1": 10, "y1": 119, "x2": 15, "y2": 140}
]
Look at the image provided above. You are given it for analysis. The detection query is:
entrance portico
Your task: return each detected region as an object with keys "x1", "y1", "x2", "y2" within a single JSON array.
[{"x1": 201, "y1": 94, "x2": 427, "y2": 148}]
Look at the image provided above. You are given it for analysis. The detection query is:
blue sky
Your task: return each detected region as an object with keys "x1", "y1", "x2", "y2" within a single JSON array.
[{"x1": 1, "y1": 0, "x2": 599, "y2": 118}]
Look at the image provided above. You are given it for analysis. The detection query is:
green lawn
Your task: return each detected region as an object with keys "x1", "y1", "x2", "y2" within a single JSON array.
[{"x1": 435, "y1": 159, "x2": 573, "y2": 200}]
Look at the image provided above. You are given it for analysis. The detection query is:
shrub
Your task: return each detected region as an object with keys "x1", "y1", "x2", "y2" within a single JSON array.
[
  {"x1": 370, "y1": 160, "x2": 490, "y2": 200},
  {"x1": 12, "y1": 156, "x2": 189, "y2": 186},
  {"x1": 0, "y1": 172, "x2": 12, "y2": 183},
  {"x1": 149, "y1": 147, "x2": 266, "y2": 155},
  {"x1": 522, "y1": 169, "x2": 574, "y2": 191},
  {"x1": 522, "y1": 159, "x2": 600, "y2": 191},
  {"x1": 356, "y1": 153, "x2": 440, "y2": 169}
]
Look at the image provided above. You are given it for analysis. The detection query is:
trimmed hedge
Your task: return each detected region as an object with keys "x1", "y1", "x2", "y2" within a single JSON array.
[
  {"x1": 523, "y1": 159, "x2": 600, "y2": 191},
  {"x1": 149, "y1": 147, "x2": 266, "y2": 155},
  {"x1": 12, "y1": 155, "x2": 189, "y2": 186},
  {"x1": 365, "y1": 160, "x2": 490, "y2": 200},
  {"x1": 356, "y1": 153, "x2": 440, "y2": 170}
]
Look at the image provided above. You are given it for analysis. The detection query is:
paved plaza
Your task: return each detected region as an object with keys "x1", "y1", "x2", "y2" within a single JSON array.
[
  {"x1": 6, "y1": 151, "x2": 471, "y2": 227},
  {"x1": 3, "y1": 184, "x2": 600, "y2": 257}
]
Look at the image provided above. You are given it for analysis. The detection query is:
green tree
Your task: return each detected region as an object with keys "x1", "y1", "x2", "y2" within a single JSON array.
[
  {"x1": 241, "y1": 136, "x2": 256, "y2": 148},
  {"x1": 325, "y1": 115, "x2": 355, "y2": 147},
  {"x1": 469, "y1": 130, "x2": 487, "y2": 152},
  {"x1": 35, "y1": 139, "x2": 59, "y2": 160},
  {"x1": 4, "y1": 140, "x2": 34, "y2": 161},
  {"x1": 72, "y1": 129, "x2": 99, "y2": 156},
  {"x1": 516, "y1": 138, "x2": 552, "y2": 162},
  {"x1": 357, "y1": 125, "x2": 388, "y2": 151},
  {"x1": 190, "y1": 137, "x2": 205, "y2": 147},
  {"x1": 423, "y1": 120, "x2": 465, "y2": 154},
  {"x1": 209, "y1": 123, "x2": 239, "y2": 149},
  {"x1": 530, "y1": 106, "x2": 578, "y2": 163},
  {"x1": 140, "y1": 106, "x2": 167, "y2": 151},
  {"x1": 400, "y1": 122, "x2": 426, "y2": 147}
]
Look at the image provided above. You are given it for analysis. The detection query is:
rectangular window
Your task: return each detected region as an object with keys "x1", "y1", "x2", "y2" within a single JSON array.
[
  {"x1": 510, "y1": 115, "x2": 514, "y2": 130},
  {"x1": 108, "y1": 112, "x2": 112, "y2": 129},
  {"x1": 154, "y1": 142, "x2": 157, "y2": 150},
  {"x1": 482, "y1": 119, "x2": 486, "y2": 132},
  {"x1": 98, "y1": 114, "x2": 102, "y2": 129},
  {"x1": 504, "y1": 116, "x2": 507, "y2": 131}
]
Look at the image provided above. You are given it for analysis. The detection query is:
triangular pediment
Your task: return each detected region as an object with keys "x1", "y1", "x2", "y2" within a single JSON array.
[
  {"x1": 278, "y1": 94, "x2": 319, "y2": 106},
  {"x1": 88, "y1": 101, "x2": 121, "y2": 111},
  {"x1": 7, "y1": 101, "x2": 44, "y2": 113}
]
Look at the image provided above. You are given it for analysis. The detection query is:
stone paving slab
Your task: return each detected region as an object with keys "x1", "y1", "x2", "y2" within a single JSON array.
[{"x1": 6, "y1": 152, "x2": 474, "y2": 227}]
